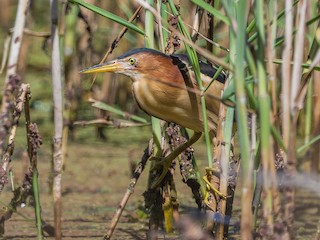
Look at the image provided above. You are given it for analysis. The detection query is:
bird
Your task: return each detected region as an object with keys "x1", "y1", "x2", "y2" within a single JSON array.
[{"x1": 81, "y1": 48, "x2": 226, "y2": 186}]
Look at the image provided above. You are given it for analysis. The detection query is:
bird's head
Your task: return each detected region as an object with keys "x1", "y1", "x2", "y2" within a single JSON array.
[{"x1": 81, "y1": 48, "x2": 171, "y2": 82}]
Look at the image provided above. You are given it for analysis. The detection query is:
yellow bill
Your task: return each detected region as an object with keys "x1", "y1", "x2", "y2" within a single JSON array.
[{"x1": 80, "y1": 61, "x2": 122, "y2": 74}]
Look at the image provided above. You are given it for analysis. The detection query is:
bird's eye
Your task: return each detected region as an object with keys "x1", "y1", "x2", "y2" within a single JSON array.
[{"x1": 128, "y1": 58, "x2": 136, "y2": 65}]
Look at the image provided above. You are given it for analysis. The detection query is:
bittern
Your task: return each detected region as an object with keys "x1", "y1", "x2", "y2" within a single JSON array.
[{"x1": 81, "y1": 48, "x2": 226, "y2": 186}]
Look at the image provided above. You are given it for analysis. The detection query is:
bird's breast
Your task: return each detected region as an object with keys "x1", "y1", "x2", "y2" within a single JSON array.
[{"x1": 132, "y1": 79, "x2": 208, "y2": 132}]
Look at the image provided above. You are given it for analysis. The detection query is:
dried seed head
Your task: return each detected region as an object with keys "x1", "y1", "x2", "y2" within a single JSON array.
[{"x1": 28, "y1": 123, "x2": 42, "y2": 155}]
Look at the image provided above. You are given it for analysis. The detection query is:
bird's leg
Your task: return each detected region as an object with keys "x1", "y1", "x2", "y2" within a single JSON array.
[{"x1": 150, "y1": 132, "x2": 202, "y2": 188}]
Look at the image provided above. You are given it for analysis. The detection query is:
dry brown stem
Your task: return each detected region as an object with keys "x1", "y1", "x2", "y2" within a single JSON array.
[
  {"x1": 104, "y1": 140, "x2": 153, "y2": 239},
  {"x1": 73, "y1": 118, "x2": 149, "y2": 128}
]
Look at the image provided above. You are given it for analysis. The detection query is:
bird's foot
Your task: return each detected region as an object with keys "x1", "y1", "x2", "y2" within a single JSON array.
[
  {"x1": 149, "y1": 155, "x2": 173, "y2": 189},
  {"x1": 203, "y1": 167, "x2": 227, "y2": 200}
]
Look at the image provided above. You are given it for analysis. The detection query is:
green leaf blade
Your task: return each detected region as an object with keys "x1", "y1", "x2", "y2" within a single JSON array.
[{"x1": 69, "y1": 0, "x2": 144, "y2": 35}]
